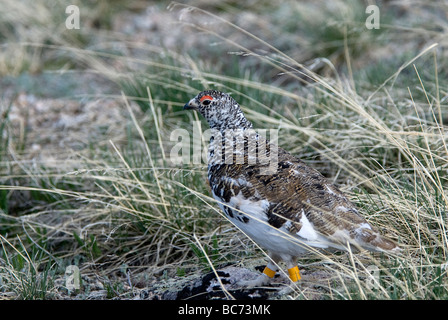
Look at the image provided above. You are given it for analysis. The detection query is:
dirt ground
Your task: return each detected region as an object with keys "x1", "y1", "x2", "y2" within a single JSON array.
[{"x1": 3, "y1": 1, "x2": 441, "y2": 300}]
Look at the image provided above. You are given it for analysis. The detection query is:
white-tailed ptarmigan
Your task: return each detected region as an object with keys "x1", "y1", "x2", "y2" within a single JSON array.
[{"x1": 184, "y1": 90, "x2": 399, "y2": 287}]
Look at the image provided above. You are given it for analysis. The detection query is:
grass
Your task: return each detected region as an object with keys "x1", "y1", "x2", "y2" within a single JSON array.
[{"x1": 1, "y1": 0, "x2": 447, "y2": 299}]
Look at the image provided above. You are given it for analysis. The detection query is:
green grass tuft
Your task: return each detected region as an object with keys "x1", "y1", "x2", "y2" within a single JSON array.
[{"x1": 1, "y1": 0, "x2": 447, "y2": 300}]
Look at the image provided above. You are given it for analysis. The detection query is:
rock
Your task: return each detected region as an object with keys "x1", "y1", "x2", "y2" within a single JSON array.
[{"x1": 160, "y1": 266, "x2": 278, "y2": 300}]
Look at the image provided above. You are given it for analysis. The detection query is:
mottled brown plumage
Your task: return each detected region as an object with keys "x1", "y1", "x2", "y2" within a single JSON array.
[{"x1": 184, "y1": 90, "x2": 399, "y2": 286}]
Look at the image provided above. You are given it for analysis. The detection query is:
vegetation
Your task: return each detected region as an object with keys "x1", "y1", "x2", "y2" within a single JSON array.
[{"x1": 0, "y1": 0, "x2": 447, "y2": 299}]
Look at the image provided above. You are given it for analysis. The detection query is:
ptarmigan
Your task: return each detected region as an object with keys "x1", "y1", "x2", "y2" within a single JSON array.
[{"x1": 184, "y1": 90, "x2": 399, "y2": 287}]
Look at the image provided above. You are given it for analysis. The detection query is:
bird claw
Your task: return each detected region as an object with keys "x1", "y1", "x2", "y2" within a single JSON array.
[
  {"x1": 237, "y1": 275, "x2": 298, "y2": 297},
  {"x1": 237, "y1": 274, "x2": 272, "y2": 288}
]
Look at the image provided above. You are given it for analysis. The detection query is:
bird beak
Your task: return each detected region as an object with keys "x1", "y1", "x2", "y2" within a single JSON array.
[{"x1": 183, "y1": 98, "x2": 198, "y2": 110}]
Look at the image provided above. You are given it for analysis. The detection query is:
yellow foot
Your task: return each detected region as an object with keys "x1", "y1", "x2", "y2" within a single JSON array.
[
  {"x1": 237, "y1": 266, "x2": 276, "y2": 288},
  {"x1": 262, "y1": 266, "x2": 276, "y2": 278},
  {"x1": 287, "y1": 266, "x2": 301, "y2": 282}
]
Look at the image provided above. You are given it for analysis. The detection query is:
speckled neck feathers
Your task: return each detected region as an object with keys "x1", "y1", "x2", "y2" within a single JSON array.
[{"x1": 194, "y1": 90, "x2": 253, "y2": 132}]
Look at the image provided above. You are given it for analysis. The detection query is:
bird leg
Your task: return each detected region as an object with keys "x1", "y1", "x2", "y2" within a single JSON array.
[
  {"x1": 274, "y1": 259, "x2": 301, "y2": 295},
  {"x1": 237, "y1": 254, "x2": 280, "y2": 288},
  {"x1": 287, "y1": 265, "x2": 301, "y2": 282},
  {"x1": 238, "y1": 254, "x2": 302, "y2": 289}
]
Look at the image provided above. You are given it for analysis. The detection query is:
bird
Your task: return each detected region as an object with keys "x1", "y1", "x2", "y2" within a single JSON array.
[{"x1": 183, "y1": 89, "x2": 400, "y2": 288}]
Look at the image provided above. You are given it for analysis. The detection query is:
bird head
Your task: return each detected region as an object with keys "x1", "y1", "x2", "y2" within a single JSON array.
[{"x1": 184, "y1": 90, "x2": 253, "y2": 131}]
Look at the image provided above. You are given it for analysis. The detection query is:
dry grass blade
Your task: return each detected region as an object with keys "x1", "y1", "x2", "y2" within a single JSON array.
[{"x1": 1, "y1": 0, "x2": 447, "y2": 300}]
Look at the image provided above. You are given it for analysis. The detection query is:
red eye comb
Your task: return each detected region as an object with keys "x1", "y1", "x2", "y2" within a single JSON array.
[{"x1": 200, "y1": 95, "x2": 213, "y2": 102}]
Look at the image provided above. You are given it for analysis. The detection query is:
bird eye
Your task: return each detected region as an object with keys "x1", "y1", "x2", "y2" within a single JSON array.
[{"x1": 200, "y1": 95, "x2": 213, "y2": 106}]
